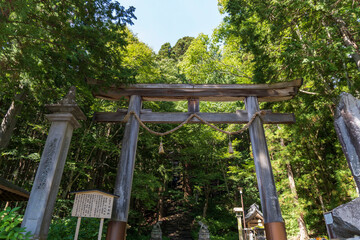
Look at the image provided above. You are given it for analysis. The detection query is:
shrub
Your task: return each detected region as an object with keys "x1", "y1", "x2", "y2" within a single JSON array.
[{"x1": 0, "y1": 207, "x2": 32, "y2": 240}]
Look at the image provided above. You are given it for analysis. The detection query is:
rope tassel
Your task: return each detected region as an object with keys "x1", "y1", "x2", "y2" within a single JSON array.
[
  {"x1": 159, "y1": 139, "x2": 165, "y2": 154},
  {"x1": 228, "y1": 140, "x2": 234, "y2": 154}
]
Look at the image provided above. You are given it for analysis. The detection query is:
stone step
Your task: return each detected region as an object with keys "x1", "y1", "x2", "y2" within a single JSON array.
[{"x1": 161, "y1": 210, "x2": 194, "y2": 240}]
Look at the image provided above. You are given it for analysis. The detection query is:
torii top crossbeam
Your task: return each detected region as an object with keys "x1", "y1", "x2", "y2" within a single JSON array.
[{"x1": 93, "y1": 79, "x2": 302, "y2": 102}]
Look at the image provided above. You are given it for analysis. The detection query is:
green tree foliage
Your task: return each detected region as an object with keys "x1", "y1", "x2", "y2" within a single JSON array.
[
  {"x1": 0, "y1": 0, "x2": 136, "y2": 95},
  {"x1": 158, "y1": 42, "x2": 172, "y2": 59},
  {"x1": 0, "y1": 0, "x2": 137, "y2": 149},
  {"x1": 179, "y1": 33, "x2": 253, "y2": 84},
  {"x1": 171, "y1": 36, "x2": 194, "y2": 60},
  {"x1": 178, "y1": 34, "x2": 222, "y2": 84},
  {"x1": 122, "y1": 29, "x2": 159, "y2": 83},
  {"x1": 218, "y1": 0, "x2": 360, "y2": 89},
  {"x1": 157, "y1": 37, "x2": 194, "y2": 61},
  {"x1": 155, "y1": 38, "x2": 194, "y2": 83}
]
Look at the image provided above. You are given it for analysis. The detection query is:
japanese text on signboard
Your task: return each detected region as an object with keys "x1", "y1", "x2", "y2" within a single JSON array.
[{"x1": 71, "y1": 193, "x2": 113, "y2": 219}]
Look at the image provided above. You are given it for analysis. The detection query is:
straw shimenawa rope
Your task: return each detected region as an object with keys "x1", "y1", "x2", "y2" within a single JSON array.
[{"x1": 123, "y1": 110, "x2": 267, "y2": 136}]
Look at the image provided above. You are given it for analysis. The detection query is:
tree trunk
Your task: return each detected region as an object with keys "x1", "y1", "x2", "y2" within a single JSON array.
[
  {"x1": 202, "y1": 185, "x2": 210, "y2": 218},
  {"x1": 279, "y1": 132, "x2": 309, "y2": 240},
  {"x1": 333, "y1": 17, "x2": 360, "y2": 71},
  {"x1": 157, "y1": 184, "x2": 166, "y2": 220},
  {"x1": 286, "y1": 163, "x2": 309, "y2": 240},
  {"x1": 183, "y1": 162, "x2": 192, "y2": 200},
  {"x1": 221, "y1": 163, "x2": 230, "y2": 194},
  {"x1": 0, "y1": 89, "x2": 27, "y2": 149}
]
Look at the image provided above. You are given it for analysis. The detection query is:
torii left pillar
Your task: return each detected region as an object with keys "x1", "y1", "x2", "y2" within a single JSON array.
[
  {"x1": 22, "y1": 87, "x2": 86, "y2": 239},
  {"x1": 106, "y1": 95, "x2": 142, "y2": 240}
]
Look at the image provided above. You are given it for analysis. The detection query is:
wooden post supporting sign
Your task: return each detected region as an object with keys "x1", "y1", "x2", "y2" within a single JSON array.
[
  {"x1": 74, "y1": 217, "x2": 81, "y2": 240},
  {"x1": 71, "y1": 189, "x2": 117, "y2": 239},
  {"x1": 245, "y1": 96, "x2": 287, "y2": 240}
]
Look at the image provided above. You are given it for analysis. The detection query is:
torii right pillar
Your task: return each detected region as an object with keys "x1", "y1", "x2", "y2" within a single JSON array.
[{"x1": 245, "y1": 96, "x2": 287, "y2": 240}]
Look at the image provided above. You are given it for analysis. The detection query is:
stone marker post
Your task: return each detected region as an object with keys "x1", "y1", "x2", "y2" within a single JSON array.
[
  {"x1": 334, "y1": 92, "x2": 360, "y2": 191},
  {"x1": 22, "y1": 87, "x2": 86, "y2": 239},
  {"x1": 245, "y1": 96, "x2": 287, "y2": 240}
]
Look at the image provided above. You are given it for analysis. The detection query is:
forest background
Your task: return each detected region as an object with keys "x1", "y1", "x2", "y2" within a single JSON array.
[{"x1": 1, "y1": 0, "x2": 360, "y2": 239}]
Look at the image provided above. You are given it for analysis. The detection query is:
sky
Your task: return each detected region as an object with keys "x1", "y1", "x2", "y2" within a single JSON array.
[{"x1": 121, "y1": 0, "x2": 224, "y2": 53}]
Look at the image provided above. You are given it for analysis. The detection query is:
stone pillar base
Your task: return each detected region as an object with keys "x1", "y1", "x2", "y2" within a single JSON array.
[
  {"x1": 106, "y1": 221, "x2": 127, "y2": 240},
  {"x1": 265, "y1": 222, "x2": 287, "y2": 240}
]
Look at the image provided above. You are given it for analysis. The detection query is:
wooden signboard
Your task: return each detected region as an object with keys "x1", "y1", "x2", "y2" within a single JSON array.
[
  {"x1": 71, "y1": 190, "x2": 118, "y2": 240},
  {"x1": 71, "y1": 191, "x2": 114, "y2": 219}
]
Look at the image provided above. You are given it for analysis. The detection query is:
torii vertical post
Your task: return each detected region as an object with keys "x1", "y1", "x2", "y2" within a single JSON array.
[
  {"x1": 106, "y1": 95, "x2": 142, "y2": 240},
  {"x1": 245, "y1": 96, "x2": 287, "y2": 240}
]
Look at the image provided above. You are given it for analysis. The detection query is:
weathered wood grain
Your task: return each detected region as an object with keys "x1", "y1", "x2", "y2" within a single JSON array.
[
  {"x1": 188, "y1": 98, "x2": 200, "y2": 112},
  {"x1": 245, "y1": 96, "x2": 286, "y2": 238},
  {"x1": 91, "y1": 79, "x2": 302, "y2": 102},
  {"x1": 112, "y1": 95, "x2": 141, "y2": 222},
  {"x1": 93, "y1": 111, "x2": 295, "y2": 124}
]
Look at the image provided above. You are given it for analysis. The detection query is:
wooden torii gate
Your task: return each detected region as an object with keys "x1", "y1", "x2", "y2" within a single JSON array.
[{"x1": 93, "y1": 79, "x2": 303, "y2": 240}]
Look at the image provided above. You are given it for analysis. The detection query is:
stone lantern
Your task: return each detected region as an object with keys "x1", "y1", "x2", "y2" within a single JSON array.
[
  {"x1": 198, "y1": 221, "x2": 210, "y2": 240},
  {"x1": 234, "y1": 207, "x2": 244, "y2": 240},
  {"x1": 150, "y1": 222, "x2": 162, "y2": 240}
]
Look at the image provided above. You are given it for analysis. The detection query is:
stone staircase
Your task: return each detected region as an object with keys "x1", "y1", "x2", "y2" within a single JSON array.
[{"x1": 161, "y1": 201, "x2": 194, "y2": 240}]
